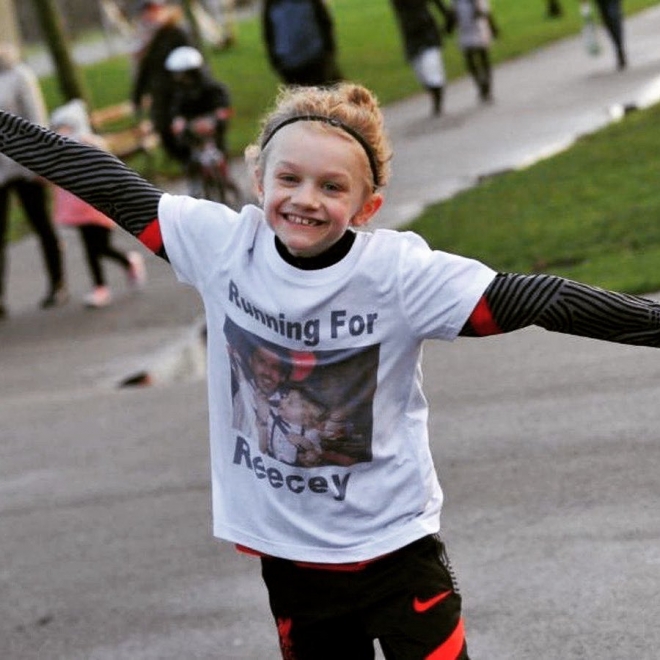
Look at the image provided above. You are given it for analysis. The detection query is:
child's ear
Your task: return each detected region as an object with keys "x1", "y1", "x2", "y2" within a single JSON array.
[
  {"x1": 252, "y1": 169, "x2": 265, "y2": 204},
  {"x1": 351, "y1": 193, "x2": 383, "y2": 227}
]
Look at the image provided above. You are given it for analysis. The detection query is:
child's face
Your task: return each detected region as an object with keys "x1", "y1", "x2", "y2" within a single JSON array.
[
  {"x1": 279, "y1": 389, "x2": 307, "y2": 424},
  {"x1": 257, "y1": 123, "x2": 382, "y2": 258}
]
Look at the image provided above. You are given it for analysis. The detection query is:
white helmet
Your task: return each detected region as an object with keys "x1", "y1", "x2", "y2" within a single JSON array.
[{"x1": 165, "y1": 46, "x2": 204, "y2": 72}]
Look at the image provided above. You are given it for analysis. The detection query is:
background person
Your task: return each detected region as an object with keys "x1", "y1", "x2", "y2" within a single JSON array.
[
  {"x1": 164, "y1": 46, "x2": 233, "y2": 188},
  {"x1": 0, "y1": 43, "x2": 66, "y2": 318},
  {"x1": 451, "y1": 0, "x2": 498, "y2": 103},
  {"x1": 50, "y1": 100, "x2": 146, "y2": 308},
  {"x1": 262, "y1": 0, "x2": 342, "y2": 86},
  {"x1": 389, "y1": 0, "x2": 454, "y2": 116},
  {"x1": 131, "y1": 0, "x2": 193, "y2": 160}
]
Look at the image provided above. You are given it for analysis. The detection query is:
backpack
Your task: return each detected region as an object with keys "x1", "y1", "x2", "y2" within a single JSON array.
[{"x1": 269, "y1": 0, "x2": 326, "y2": 70}]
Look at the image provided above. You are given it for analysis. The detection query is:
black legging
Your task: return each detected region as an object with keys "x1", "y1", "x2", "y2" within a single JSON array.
[
  {"x1": 0, "y1": 177, "x2": 64, "y2": 300},
  {"x1": 78, "y1": 224, "x2": 130, "y2": 287},
  {"x1": 593, "y1": 0, "x2": 625, "y2": 67},
  {"x1": 463, "y1": 47, "x2": 492, "y2": 100}
]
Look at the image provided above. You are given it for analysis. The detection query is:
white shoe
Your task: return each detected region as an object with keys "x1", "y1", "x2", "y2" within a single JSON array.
[
  {"x1": 127, "y1": 251, "x2": 147, "y2": 290},
  {"x1": 84, "y1": 286, "x2": 112, "y2": 308}
]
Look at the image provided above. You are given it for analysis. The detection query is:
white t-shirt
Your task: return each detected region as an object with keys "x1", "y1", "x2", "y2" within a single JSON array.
[
  {"x1": 159, "y1": 194, "x2": 496, "y2": 562},
  {"x1": 454, "y1": 0, "x2": 494, "y2": 49}
]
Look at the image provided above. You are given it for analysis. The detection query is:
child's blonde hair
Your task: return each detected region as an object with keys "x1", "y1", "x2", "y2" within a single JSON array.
[{"x1": 246, "y1": 83, "x2": 392, "y2": 191}]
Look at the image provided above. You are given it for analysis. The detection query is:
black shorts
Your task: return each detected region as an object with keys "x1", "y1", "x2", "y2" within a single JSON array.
[{"x1": 261, "y1": 535, "x2": 469, "y2": 660}]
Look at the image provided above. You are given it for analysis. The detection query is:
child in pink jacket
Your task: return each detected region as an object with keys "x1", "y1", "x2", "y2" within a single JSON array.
[{"x1": 50, "y1": 100, "x2": 146, "y2": 307}]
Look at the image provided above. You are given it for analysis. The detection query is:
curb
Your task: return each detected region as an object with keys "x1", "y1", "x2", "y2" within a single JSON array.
[{"x1": 118, "y1": 317, "x2": 207, "y2": 388}]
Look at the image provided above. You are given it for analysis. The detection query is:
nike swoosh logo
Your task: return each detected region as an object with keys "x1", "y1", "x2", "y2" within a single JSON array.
[{"x1": 413, "y1": 589, "x2": 452, "y2": 613}]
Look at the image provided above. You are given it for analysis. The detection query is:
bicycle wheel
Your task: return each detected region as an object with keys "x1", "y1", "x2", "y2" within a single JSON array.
[
  {"x1": 202, "y1": 169, "x2": 227, "y2": 203},
  {"x1": 202, "y1": 166, "x2": 244, "y2": 209},
  {"x1": 220, "y1": 176, "x2": 245, "y2": 210},
  {"x1": 185, "y1": 159, "x2": 205, "y2": 198}
]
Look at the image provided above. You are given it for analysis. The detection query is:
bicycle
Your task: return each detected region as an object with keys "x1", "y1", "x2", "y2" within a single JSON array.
[{"x1": 174, "y1": 111, "x2": 244, "y2": 209}]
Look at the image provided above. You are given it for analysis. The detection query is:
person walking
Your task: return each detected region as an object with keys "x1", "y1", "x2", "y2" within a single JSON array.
[
  {"x1": 197, "y1": 0, "x2": 238, "y2": 49},
  {"x1": 593, "y1": 0, "x2": 626, "y2": 69},
  {"x1": 49, "y1": 100, "x2": 146, "y2": 308},
  {"x1": 389, "y1": 0, "x2": 454, "y2": 116},
  {"x1": 262, "y1": 0, "x2": 342, "y2": 86},
  {"x1": 452, "y1": 0, "x2": 498, "y2": 103},
  {"x1": 0, "y1": 43, "x2": 66, "y2": 318},
  {"x1": 164, "y1": 45, "x2": 232, "y2": 173},
  {"x1": 131, "y1": 0, "x2": 194, "y2": 160},
  {"x1": 4, "y1": 81, "x2": 660, "y2": 658},
  {"x1": 546, "y1": 0, "x2": 562, "y2": 17}
]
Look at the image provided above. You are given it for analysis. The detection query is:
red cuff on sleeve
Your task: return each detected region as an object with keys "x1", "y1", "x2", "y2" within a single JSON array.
[
  {"x1": 137, "y1": 218, "x2": 163, "y2": 253},
  {"x1": 468, "y1": 296, "x2": 502, "y2": 336}
]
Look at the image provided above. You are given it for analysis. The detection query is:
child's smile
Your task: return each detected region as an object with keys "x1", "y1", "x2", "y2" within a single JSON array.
[{"x1": 283, "y1": 213, "x2": 324, "y2": 227}]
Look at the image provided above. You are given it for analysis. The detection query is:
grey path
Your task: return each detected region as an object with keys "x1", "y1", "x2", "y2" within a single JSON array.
[
  {"x1": 3, "y1": 7, "x2": 660, "y2": 659},
  {"x1": 376, "y1": 4, "x2": 660, "y2": 230}
]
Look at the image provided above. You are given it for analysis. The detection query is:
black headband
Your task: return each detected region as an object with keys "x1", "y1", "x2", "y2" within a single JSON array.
[{"x1": 260, "y1": 114, "x2": 381, "y2": 188}]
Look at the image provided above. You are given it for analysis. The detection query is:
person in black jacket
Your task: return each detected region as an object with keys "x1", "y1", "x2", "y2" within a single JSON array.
[
  {"x1": 389, "y1": 0, "x2": 454, "y2": 116},
  {"x1": 165, "y1": 46, "x2": 232, "y2": 165},
  {"x1": 131, "y1": 0, "x2": 193, "y2": 160},
  {"x1": 262, "y1": 0, "x2": 342, "y2": 87}
]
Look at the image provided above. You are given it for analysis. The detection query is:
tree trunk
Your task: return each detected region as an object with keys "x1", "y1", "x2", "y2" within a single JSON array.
[
  {"x1": 31, "y1": 0, "x2": 90, "y2": 103},
  {"x1": 0, "y1": 0, "x2": 22, "y2": 47}
]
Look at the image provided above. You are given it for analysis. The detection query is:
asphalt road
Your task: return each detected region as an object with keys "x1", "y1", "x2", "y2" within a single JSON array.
[{"x1": 4, "y1": 316, "x2": 660, "y2": 659}]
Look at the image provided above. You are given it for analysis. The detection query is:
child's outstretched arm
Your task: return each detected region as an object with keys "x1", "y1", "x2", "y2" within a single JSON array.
[
  {"x1": 461, "y1": 272, "x2": 660, "y2": 347},
  {"x1": 0, "y1": 110, "x2": 167, "y2": 259}
]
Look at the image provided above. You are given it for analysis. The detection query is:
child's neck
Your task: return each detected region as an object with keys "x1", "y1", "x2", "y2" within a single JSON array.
[{"x1": 275, "y1": 231, "x2": 356, "y2": 270}]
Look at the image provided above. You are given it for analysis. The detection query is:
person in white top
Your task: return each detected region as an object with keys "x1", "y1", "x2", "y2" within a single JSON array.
[
  {"x1": 0, "y1": 43, "x2": 67, "y2": 316},
  {"x1": 451, "y1": 0, "x2": 498, "y2": 102},
  {"x1": 2, "y1": 82, "x2": 660, "y2": 659}
]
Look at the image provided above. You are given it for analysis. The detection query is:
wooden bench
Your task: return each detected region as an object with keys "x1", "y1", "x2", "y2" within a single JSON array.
[{"x1": 90, "y1": 101, "x2": 160, "y2": 163}]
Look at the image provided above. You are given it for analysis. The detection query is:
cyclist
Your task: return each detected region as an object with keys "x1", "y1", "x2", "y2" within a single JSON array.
[{"x1": 164, "y1": 46, "x2": 233, "y2": 191}]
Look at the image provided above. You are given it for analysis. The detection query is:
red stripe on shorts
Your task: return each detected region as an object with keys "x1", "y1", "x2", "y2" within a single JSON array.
[{"x1": 426, "y1": 617, "x2": 465, "y2": 660}]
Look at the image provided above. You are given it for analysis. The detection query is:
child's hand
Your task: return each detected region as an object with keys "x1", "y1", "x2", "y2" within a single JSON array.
[
  {"x1": 138, "y1": 118, "x2": 154, "y2": 137},
  {"x1": 288, "y1": 433, "x2": 305, "y2": 448},
  {"x1": 190, "y1": 115, "x2": 216, "y2": 137},
  {"x1": 295, "y1": 439, "x2": 322, "y2": 467}
]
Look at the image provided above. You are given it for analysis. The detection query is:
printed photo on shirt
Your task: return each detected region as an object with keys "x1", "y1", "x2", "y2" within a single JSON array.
[{"x1": 225, "y1": 317, "x2": 379, "y2": 468}]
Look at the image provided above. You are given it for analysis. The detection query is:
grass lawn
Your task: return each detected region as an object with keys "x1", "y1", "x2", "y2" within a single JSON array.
[
  {"x1": 407, "y1": 100, "x2": 660, "y2": 294},
  {"x1": 11, "y1": 0, "x2": 660, "y2": 295}
]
